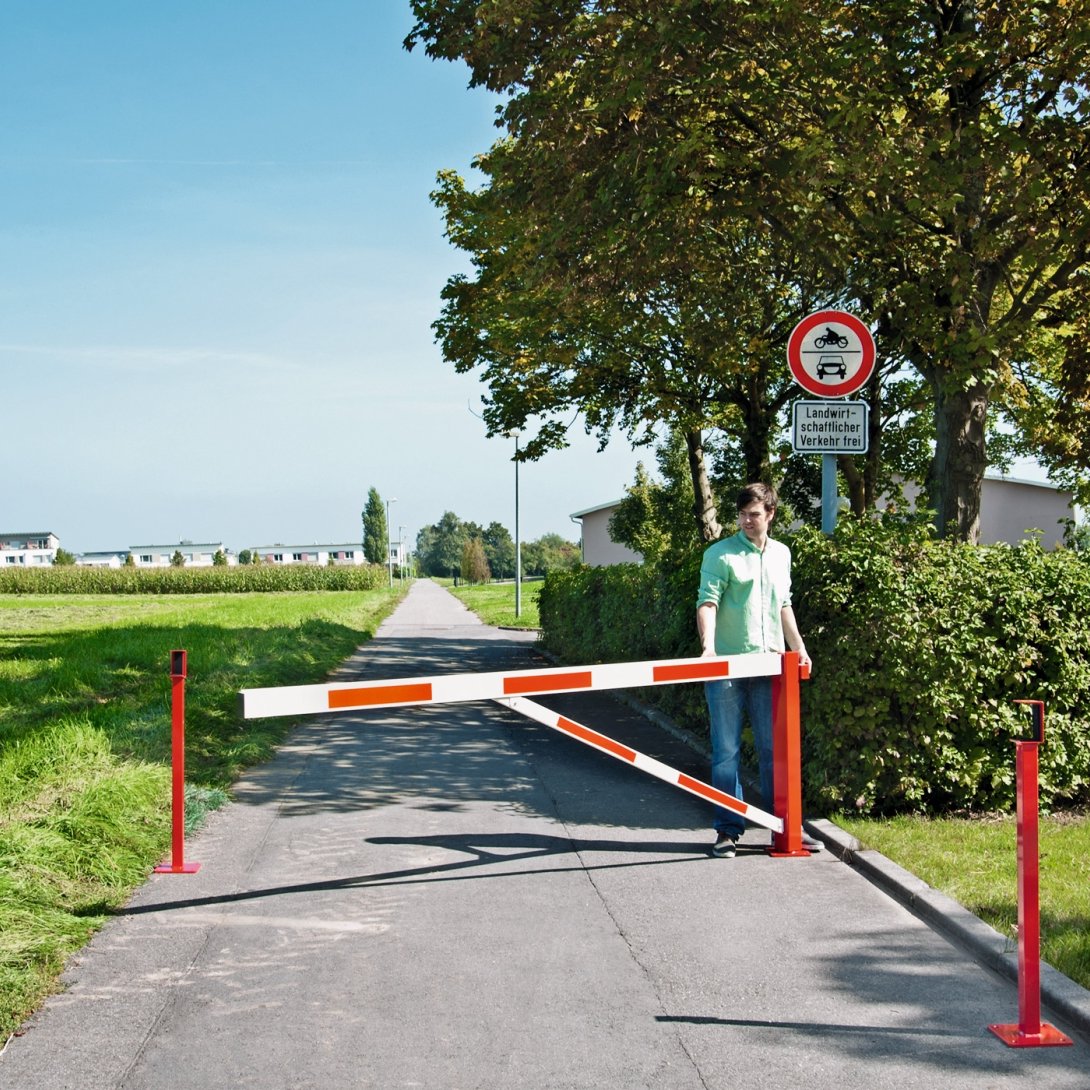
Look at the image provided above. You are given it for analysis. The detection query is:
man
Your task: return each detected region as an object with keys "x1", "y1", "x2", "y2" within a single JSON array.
[{"x1": 696, "y1": 482, "x2": 820, "y2": 858}]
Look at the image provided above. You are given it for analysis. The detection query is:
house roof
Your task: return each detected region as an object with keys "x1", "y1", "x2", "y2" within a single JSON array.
[
  {"x1": 983, "y1": 471, "x2": 1071, "y2": 493},
  {"x1": 570, "y1": 500, "x2": 625, "y2": 519},
  {"x1": 250, "y1": 543, "x2": 363, "y2": 552}
]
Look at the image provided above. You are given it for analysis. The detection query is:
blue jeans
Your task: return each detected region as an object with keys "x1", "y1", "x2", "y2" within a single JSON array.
[{"x1": 705, "y1": 676, "x2": 774, "y2": 837}]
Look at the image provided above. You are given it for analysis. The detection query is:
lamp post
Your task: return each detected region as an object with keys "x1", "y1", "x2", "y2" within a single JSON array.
[
  {"x1": 509, "y1": 431, "x2": 521, "y2": 619},
  {"x1": 386, "y1": 497, "x2": 397, "y2": 587}
]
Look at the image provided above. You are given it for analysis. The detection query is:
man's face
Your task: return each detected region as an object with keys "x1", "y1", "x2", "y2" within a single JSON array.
[{"x1": 738, "y1": 500, "x2": 774, "y2": 544}]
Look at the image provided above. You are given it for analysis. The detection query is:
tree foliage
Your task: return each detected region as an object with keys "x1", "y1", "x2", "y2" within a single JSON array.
[
  {"x1": 461, "y1": 536, "x2": 492, "y2": 584},
  {"x1": 415, "y1": 511, "x2": 578, "y2": 578},
  {"x1": 609, "y1": 431, "x2": 706, "y2": 562},
  {"x1": 416, "y1": 511, "x2": 468, "y2": 577},
  {"x1": 521, "y1": 533, "x2": 581, "y2": 577},
  {"x1": 481, "y1": 521, "x2": 516, "y2": 579},
  {"x1": 362, "y1": 487, "x2": 387, "y2": 566},
  {"x1": 408, "y1": 1, "x2": 1090, "y2": 541}
]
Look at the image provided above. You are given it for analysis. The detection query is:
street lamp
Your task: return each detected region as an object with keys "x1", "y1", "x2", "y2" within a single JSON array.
[
  {"x1": 386, "y1": 497, "x2": 397, "y2": 587},
  {"x1": 508, "y1": 431, "x2": 521, "y2": 619}
]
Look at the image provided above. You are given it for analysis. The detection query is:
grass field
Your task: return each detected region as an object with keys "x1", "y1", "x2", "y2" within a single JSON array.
[
  {"x1": 838, "y1": 812, "x2": 1090, "y2": 992},
  {"x1": 445, "y1": 579, "x2": 542, "y2": 629},
  {"x1": 0, "y1": 586, "x2": 406, "y2": 1039}
]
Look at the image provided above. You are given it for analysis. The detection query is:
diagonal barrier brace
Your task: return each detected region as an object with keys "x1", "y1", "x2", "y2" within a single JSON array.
[
  {"x1": 498, "y1": 695, "x2": 783, "y2": 834},
  {"x1": 239, "y1": 653, "x2": 782, "y2": 720}
]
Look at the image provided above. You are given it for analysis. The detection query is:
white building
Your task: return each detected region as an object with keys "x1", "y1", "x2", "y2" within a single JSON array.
[
  {"x1": 251, "y1": 544, "x2": 367, "y2": 566},
  {"x1": 897, "y1": 474, "x2": 1074, "y2": 550},
  {"x1": 569, "y1": 502, "x2": 644, "y2": 567},
  {"x1": 129, "y1": 542, "x2": 235, "y2": 567},
  {"x1": 573, "y1": 473, "x2": 1075, "y2": 566},
  {"x1": 76, "y1": 551, "x2": 126, "y2": 568},
  {"x1": 0, "y1": 531, "x2": 60, "y2": 567}
]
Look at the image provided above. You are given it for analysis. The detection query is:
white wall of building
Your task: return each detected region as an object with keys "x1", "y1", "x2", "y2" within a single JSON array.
[
  {"x1": 251, "y1": 544, "x2": 367, "y2": 566},
  {"x1": 129, "y1": 543, "x2": 235, "y2": 567},
  {"x1": 570, "y1": 502, "x2": 644, "y2": 567},
  {"x1": 0, "y1": 532, "x2": 60, "y2": 567}
]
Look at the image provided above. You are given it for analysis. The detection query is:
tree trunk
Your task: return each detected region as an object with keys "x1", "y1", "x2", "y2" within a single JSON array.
[
  {"x1": 685, "y1": 428, "x2": 723, "y2": 543},
  {"x1": 838, "y1": 454, "x2": 866, "y2": 516},
  {"x1": 928, "y1": 379, "x2": 988, "y2": 542}
]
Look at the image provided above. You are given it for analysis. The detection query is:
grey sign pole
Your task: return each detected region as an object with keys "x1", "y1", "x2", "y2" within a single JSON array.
[{"x1": 822, "y1": 454, "x2": 838, "y2": 534}]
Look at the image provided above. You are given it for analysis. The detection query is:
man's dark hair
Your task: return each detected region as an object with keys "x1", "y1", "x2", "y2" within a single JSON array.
[{"x1": 736, "y1": 482, "x2": 778, "y2": 513}]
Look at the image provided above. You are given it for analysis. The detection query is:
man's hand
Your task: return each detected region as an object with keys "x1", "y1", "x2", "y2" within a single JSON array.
[{"x1": 696, "y1": 603, "x2": 718, "y2": 656}]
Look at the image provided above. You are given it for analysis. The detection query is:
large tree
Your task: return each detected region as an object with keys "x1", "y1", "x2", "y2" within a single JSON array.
[
  {"x1": 481, "y1": 520, "x2": 516, "y2": 579},
  {"x1": 362, "y1": 487, "x2": 387, "y2": 566},
  {"x1": 416, "y1": 511, "x2": 471, "y2": 577},
  {"x1": 409, "y1": 0, "x2": 1090, "y2": 541}
]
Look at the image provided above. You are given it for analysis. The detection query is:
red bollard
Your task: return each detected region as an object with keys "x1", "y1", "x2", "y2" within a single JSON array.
[
  {"x1": 988, "y1": 700, "x2": 1070, "y2": 1048},
  {"x1": 154, "y1": 650, "x2": 201, "y2": 875},
  {"x1": 768, "y1": 651, "x2": 810, "y2": 857}
]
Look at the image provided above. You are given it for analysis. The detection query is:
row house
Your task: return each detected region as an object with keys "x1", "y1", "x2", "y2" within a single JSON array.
[
  {"x1": 252, "y1": 543, "x2": 367, "y2": 566},
  {"x1": 0, "y1": 532, "x2": 60, "y2": 567},
  {"x1": 127, "y1": 542, "x2": 236, "y2": 567}
]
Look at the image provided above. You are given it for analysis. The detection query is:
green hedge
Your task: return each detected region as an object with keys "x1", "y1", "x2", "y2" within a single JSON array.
[
  {"x1": 0, "y1": 564, "x2": 389, "y2": 595},
  {"x1": 539, "y1": 520, "x2": 1090, "y2": 815}
]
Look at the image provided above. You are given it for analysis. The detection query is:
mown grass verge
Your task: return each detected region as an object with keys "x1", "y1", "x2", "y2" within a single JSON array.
[
  {"x1": 0, "y1": 586, "x2": 406, "y2": 1039},
  {"x1": 837, "y1": 812, "x2": 1090, "y2": 992},
  {"x1": 446, "y1": 580, "x2": 542, "y2": 629}
]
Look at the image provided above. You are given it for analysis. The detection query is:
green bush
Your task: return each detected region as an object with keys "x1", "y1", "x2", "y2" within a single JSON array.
[
  {"x1": 539, "y1": 521, "x2": 1090, "y2": 815},
  {"x1": 0, "y1": 564, "x2": 388, "y2": 595},
  {"x1": 792, "y1": 519, "x2": 1090, "y2": 813},
  {"x1": 538, "y1": 558, "x2": 710, "y2": 732}
]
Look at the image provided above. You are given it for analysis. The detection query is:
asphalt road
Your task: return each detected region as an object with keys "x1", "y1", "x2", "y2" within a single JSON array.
[{"x1": 1, "y1": 580, "x2": 1087, "y2": 1089}]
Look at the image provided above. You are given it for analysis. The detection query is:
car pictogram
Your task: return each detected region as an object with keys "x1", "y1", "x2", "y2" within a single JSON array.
[{"x1": 816, "y1": 355, "x2": 847, "y2": 379}]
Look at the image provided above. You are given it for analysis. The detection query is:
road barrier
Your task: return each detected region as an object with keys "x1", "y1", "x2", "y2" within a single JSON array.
[
  {"x1": 237, "y1": 653, "x2": 781, "y2": 720},
  {"x1": 239, "y1": 650, "x2": 811, "y2": 854}
]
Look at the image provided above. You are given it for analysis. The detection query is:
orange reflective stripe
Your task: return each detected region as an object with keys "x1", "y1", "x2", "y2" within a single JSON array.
[
  {"x1": 503, "y1": 670, "x2": 593, "y2": 695},
  {"x1": 556, "y1": 716, "x2": 637, "y2": 762},
  {"x1": 677, "y1": 773, "x2": 747, "y2": 814},
  {"x1": 653, "y1": 661, "x2": 729, "y2": 683},
  {"x1": 328, "y1": 682, "x2": 433, "y2": 709}
]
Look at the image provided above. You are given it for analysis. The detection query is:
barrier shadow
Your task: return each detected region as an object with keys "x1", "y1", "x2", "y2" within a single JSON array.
[{"x1": 118, "y1": 830, "x2": 711, "y2": 918}]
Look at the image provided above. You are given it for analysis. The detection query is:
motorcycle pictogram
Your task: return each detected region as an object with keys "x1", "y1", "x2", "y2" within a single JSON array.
[{"x1": 814, "y1": 327, "x2": 850, "y2": 349}]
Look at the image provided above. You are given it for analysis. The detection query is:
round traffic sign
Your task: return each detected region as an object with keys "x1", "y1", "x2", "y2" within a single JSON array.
[{"x1": 787, "y1": 310, "x2": 876, "y2": 398}]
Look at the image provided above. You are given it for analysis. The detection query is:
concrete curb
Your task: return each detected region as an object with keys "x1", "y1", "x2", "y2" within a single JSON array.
[
  {"x1": 612, "y1": 689, "x2": 1090, "y2": 1042},
  {"x1": 811, "y1": 817, "x2": 1090, "y2": 1042}
]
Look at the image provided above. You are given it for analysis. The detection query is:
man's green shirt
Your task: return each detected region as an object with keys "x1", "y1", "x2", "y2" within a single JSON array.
[{"x1": 696, "y1": 530, "x2": 793, "y2": 655}]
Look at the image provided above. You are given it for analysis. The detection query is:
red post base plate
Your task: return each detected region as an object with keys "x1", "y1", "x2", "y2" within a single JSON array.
[
  {"x1": 154, "y1": 861, "x2": 201, "y2": 874},
  {"x1": 988, "y1": 1022, "x2": 1073, "y2": 1048}
]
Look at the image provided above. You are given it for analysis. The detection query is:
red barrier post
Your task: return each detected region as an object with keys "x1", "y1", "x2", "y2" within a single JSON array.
[
  {"x1": 768, "y1": 651, "x2": 810, "y2": 857},
  {"x1": 154, "y1": 650, "x2": 201, "y2": 875},
  {"x1": 988, "y1": 700, "x2": 1070, "y2": 1048}
]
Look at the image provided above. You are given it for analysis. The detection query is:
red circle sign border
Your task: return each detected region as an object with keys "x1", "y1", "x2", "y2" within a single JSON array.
[{"x1": 787, "y1": 310, "x2": 876, "y2": 398}]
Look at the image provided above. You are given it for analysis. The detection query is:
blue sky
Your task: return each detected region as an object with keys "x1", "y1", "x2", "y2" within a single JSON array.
[{"x1": 0, "y1": 1, "x2": 646, "y2": 553}]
